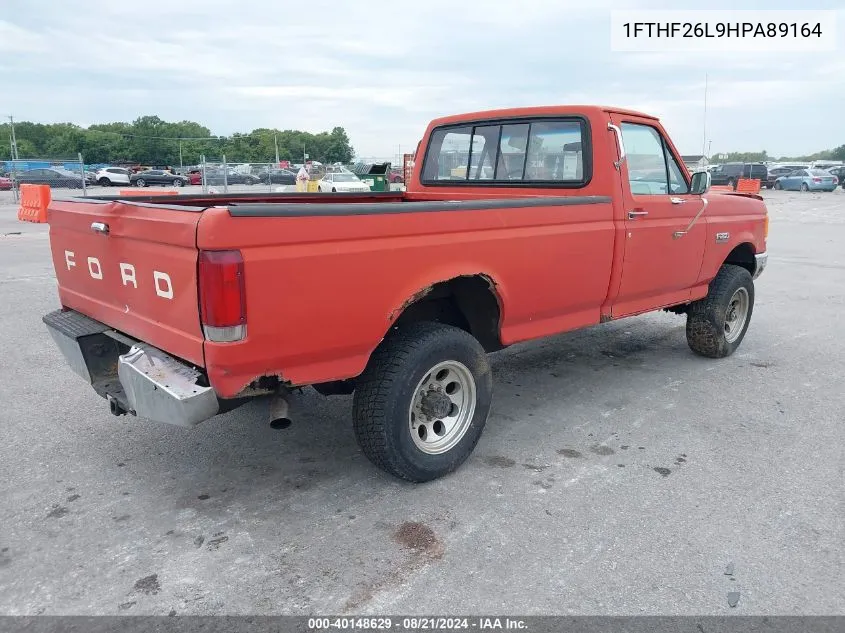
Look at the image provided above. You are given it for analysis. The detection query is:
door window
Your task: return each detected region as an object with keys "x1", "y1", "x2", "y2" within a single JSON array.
[
  {"x1": 621, "y1": 124, "x2": 668, "y2": 195},
  {"x1": 621, "y1": 123, "x2": 689, "y2": 195}
]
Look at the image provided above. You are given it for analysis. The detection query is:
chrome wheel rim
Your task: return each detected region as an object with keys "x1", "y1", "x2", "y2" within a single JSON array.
[
  {"x1": 409, "y1": 360, "x2": 476, "y2": 455},
  {"x1": 724, "y1": 287, "x2": 750, "y2": 344}
]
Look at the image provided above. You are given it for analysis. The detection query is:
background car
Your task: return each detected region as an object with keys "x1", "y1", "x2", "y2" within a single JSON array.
[
  {"x1": 774, "y1": 169, "x2": 838, "y2": 192},
  {"x1": 825, "y1": 165, "x2": 845, "y2": 188},
  {"x1": 0, "y1": 175, "x2": 12, "y2": 191},
  {"x1": 129, "y1": 169, "x2": 187, "y2": 187},
  {"x1": 14, "y1": 168, "x2": 85, "y2": 188},
  {"x1": 203, "y1": 169, "x2": 261, "y2": 186},
  {"x1": 709, "y1": 162, "x2": 767, "y2": 189},
  {"x1": 257, "y1": 168, "x2": 297, "y2": 185},
  {"x1": 763, "y1": 166, "x2": 800, "y2": 189},
  {"x1": 318, "y1": 172, "x2": 371, "y2": 193},
  {"x1": 94, "y1": 167, "x2": 131, "y2": 187},
  {"x1": 187, "y1": 170, "x2": 203, "y2": 185},
  {"x1": 388, "y1": 168, "x2": 404, "y2": 184}
]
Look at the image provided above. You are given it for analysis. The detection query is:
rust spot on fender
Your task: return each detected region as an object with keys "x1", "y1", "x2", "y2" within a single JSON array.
[{"x1": 388, "y1": 285, "x2": 434, "y2": 322}]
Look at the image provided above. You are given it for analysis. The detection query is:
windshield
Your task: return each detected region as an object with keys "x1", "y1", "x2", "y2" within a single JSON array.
[{"x1": 332, "y1": 174, "x2": 359, "y2": 182}]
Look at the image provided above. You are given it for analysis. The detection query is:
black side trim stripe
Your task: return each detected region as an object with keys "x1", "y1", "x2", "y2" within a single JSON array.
[{"x1": 228, "y1": 195, "x2": 613, "y2": 217}]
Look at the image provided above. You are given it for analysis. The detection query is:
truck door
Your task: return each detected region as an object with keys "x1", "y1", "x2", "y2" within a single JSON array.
[{"x1": 610, "y1": 117, "x2": 707, "y2": 317}]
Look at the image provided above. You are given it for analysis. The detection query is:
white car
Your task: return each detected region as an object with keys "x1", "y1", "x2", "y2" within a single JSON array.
[
  {"x1": 94, "y1": 167, "x2": 131, "y2": 187},
  {"x1": 318, "y1": 172, "x2": 371, "y2": 193}
]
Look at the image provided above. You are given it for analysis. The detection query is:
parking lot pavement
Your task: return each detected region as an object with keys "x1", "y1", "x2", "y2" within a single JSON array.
[{"x1": 0, "y1": 190, "x2": 842, "y2": 616}]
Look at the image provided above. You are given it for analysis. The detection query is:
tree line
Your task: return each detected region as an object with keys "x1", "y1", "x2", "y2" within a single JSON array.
[{"x1": 0, "y1": 116, "x2": 355, "y2": 165}]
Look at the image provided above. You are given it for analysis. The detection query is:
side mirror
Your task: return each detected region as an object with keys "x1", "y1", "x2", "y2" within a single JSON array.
[{"x1": 691, "y1": 170, "x2": 711, "y2": 195}]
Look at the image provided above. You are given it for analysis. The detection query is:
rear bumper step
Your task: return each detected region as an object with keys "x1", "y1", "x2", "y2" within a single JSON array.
[{"x1": 43, "y1": 309, "x2": 219, "y2": 427}]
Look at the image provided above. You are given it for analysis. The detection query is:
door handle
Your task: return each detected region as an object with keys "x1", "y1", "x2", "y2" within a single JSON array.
[
  {"x1": 670, "y1": 197, "x2": 687, "y2": 204},
  {"x1": 627, "y1": 210, "x2": 649, "y2": 219},
  {"x1": 91, "y1": 222, "x2": 109, "y2": 235}
]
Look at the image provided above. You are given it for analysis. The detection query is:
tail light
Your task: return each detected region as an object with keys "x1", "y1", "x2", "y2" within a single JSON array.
[
  {"x1": 834, "y1": 177, "x2": 839, "y2": 185},
  {"x1": 812, "y1": 177, "x2": 822, "y2": 183},
  {"x1": 199, "y1": 250, "x2": 246, "y2": 342}
]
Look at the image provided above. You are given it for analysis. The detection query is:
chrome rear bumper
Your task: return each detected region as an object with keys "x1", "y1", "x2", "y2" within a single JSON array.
[
  {"x1": 43, "y1": 309, "x2": 218, "y2": 427},
  {"x1": 753, "y1": 252, "x2": 768, "y2": 280}
]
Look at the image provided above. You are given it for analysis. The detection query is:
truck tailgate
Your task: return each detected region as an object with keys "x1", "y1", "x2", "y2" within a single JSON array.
[{"x1": 47, "y1": 199, "x2": 206, "y2": 366}]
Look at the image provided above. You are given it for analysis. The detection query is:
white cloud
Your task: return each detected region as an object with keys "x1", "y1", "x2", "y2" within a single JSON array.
[{"x1": 1, "y1": 0, "x2": 842, "y2": 159}]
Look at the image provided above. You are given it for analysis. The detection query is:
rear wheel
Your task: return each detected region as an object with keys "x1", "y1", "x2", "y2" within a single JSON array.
[
  {"x1": 136, "y1": 178, "x2": 146, "y2": 187},
  {"x1": 801, "y1": 182, "x2": 809, "y2": 192},
  {"x1": 331, "y1": 187, "x2": 337, "y2": 193},
  {"x1": 172, "y1": 179, "x2": 183, "y2": 187},
  {"x1": 352, "y1": 322, "x2": 493, "y2": 482},
  {"x1": 727, "y1": 178, "x2": 736, "y2": 190},
  {"x1": 98, "y1": 177, "x2": 111, "y2": 187},
  {"x1": 774, "y1": 181, "x2": 782, "y2": 190},
  {"x1": 686, "y1": 265, "x2": 754, "y2": 358}
]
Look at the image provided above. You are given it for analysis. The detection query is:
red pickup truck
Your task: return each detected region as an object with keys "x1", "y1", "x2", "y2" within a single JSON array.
[{"x1": 42, "y1": 105, "x2": 768, "y2": 482}]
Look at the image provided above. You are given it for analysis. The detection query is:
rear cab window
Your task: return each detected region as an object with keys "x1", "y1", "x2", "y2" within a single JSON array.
[{"x1": 421, "y1": 117, "x2": 591, "y2": 187}]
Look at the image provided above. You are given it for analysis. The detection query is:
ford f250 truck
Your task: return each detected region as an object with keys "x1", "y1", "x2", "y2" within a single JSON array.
[{"x1": 42, "y1": 105, "x2": 768, "y2": 482}]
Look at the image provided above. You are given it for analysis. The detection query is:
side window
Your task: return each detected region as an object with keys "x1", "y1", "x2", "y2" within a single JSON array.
[
  {"x1": 422, "y1": 126, "x2": 472, "y2": 180},
  {"x1": 665, "y1": 148, "x2": 690, "y2": 194},
  {"x1": 620, "y1": 123, "x2": 668, "y2": 195},
  {"x1": 524, "y1": 121, "x2": 584, "y2": 181},
  {"x1": 496, "y1": 124, "x2": 528, "y2": 180}
]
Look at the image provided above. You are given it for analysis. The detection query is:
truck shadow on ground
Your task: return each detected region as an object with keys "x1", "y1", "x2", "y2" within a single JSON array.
[{"x1": 97, "y1": 315, "x2": 697, "y2": 507}]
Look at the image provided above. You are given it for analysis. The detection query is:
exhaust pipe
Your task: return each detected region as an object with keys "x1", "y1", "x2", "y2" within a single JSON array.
[
  {"x1": 108, "y1": 395, "x2": 126, "y2": 416},
  {"x1": 268, "y1": 390, "x2": 292, "y2": 429}
]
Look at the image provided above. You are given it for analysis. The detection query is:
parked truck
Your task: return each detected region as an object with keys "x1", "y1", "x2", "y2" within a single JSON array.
[{"x1": 42, "y1": 105, "x2": 768, "y2": 482}]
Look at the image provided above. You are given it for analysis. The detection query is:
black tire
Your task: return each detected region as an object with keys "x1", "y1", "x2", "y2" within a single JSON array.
[
  {"x1": 172, "y1": 179, "x2": 183, "y2": 188},
  {"x1": 98, "y1": 178, "x2": 111, "y2": 187},
  {"x1": 352, "y1": 322, "x2": 493, "y2": 482},
  {"x1": 686, "y1": 265, "x2": 755, "y2": 359},
  {"x1": 727, "y1": 178, "x2": 736, "y2": 190},
  {"x1": 331, "y1": 187, "x2": 337, "y2": 193},
  {"x1": 136, "y1": 178, "x2": 146, "y2": 187},
  {"x1": 801, "y1": 182, "x2": 809, "y2": 192},
  {"x1": 774, "y1": 181, "x2": 782, "y2": 190}
]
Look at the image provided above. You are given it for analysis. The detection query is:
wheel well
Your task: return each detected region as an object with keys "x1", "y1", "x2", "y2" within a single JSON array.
[
  {"x1": 392, "y1": 275, "x2": 503, "y2": 352},
  {"x1": 725, "y1": 242, "x2": 755, "y2": 275}
]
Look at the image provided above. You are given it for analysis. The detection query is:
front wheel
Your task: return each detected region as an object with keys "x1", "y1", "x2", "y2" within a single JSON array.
[
  {"x1": 352, "y1": 322, "x2": 493, "y2": 482},
  {"x1": 686, "y1": 265, "x2": 754, "y2": 358},
  {"x1": 136, "y1": 178, "x2": 146, "y2": 187},
  {"x1": 172, "y1": 179, "x2": 183, "y2": 187},
  {"x1": 774, "y1": 181, "x2": 782, "y2": 190},
  {"x1": 98, "y1": 178, "x2": 111, "y2": 187}
]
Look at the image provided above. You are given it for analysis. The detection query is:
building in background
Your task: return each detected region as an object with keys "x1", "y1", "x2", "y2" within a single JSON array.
[{"x1": 681, "y1": 155, "x2": 710, "y2": 172}]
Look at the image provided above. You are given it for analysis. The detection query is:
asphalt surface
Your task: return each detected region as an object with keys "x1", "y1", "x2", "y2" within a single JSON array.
[{"x1": 0, "y1": 189, "x2": 842, "y2": 616}]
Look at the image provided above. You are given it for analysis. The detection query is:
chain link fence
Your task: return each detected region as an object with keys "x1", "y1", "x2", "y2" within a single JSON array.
[
  {"x1": 1, "y1": 155, "x2": 406, "y2": 205},
  {"x1": 1, "y1": 155, "x2": 88, "y2": 203}
]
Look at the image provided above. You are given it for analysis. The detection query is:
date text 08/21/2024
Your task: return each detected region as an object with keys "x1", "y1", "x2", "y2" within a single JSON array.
[{"x1": 307, "y1": 617, "x2": 528, "y2": 630}]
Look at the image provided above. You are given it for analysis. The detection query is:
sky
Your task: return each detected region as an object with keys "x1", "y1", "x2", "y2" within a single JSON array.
[{"x1": 0, "y1": 0, "x2": 842, "y2": 161}]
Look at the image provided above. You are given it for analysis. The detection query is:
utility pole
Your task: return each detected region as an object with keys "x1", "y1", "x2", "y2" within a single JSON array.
[
  {"x1": 701, "y1": 73, "x2": 708, "y2": 158},
  {"x1": 8, "y1": 115, "x2": 19, "y2": 160},
  {"x1": 179, "y1": 140, "x2": 183, "y2": 168},
  {"x1": 274, "y1": 133, "x2": 280, "y2": 165}
]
